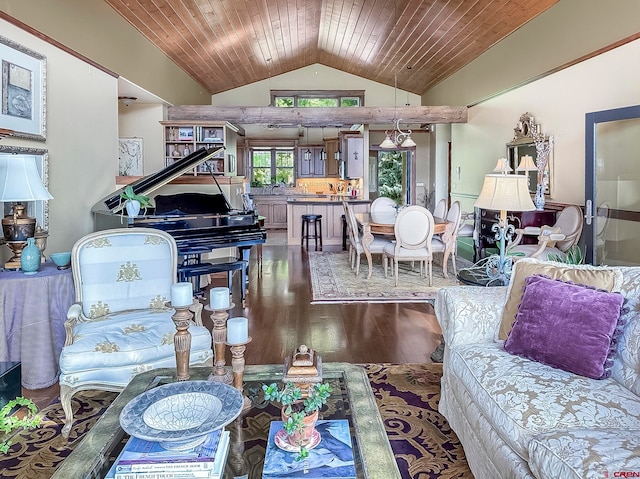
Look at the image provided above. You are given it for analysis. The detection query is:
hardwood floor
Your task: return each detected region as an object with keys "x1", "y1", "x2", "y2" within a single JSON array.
[{"x1": 23, "y1": 236, "x2": 442, "y2": 409}]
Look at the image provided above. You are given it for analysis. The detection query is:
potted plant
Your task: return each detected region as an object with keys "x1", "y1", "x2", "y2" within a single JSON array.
[
  {"x1": 1, "y1": 397, "x2": 41, "y2": 454},
  {"x1": 120, "y1": 185, "x2": 152, "y2": 218},
  {"x1": 262, "y1": 381, "x2": 332, "y2": 460}
]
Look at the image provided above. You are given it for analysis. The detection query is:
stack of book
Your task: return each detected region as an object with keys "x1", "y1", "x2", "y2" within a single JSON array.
[{"x1": 105, "y1": 428, "x2": 230, "y2": 479}]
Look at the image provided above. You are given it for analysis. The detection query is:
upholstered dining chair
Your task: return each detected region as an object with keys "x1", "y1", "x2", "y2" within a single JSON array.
[
  {"x1": 432, "y1": 198, "x2": 447, "y2": 219},
  {"x1": 431, "y1": 200, "x2": 462, "y2": 278},
  {"x1": 343, "y1": 201, "x2": 392, "y2": 276},
  {"x1": 58, "y1": 228, "x2": 214, "y2": 437},
  {"x1": 508, "y1": 205, "x2": 584, "y2": 260},
  {"x1": 370, "y1": 196, "x2": 397, "y2": 214},
  {"x1": 383, "y1": 205, "x2": 435, "y2": 286}
]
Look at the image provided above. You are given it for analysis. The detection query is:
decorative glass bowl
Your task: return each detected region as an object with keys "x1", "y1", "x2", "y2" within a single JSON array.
[
  {"x1": 49, "y1": 252, "x2": 71, "y2": 269},
  {"x1": 119, "y1": 380, "x2": 243, "y2": 450}
]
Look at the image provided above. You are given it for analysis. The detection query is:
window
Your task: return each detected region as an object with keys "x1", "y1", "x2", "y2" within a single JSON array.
[
  {"x1": 250, "y1": 148, "x2": 294, "y2": 186},
  {"x1": 272, "y1": 90, "x2": 364, "y2": 108}
]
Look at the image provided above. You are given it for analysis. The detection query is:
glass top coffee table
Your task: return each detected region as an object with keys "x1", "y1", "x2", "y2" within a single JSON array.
[{"x1": 52, "y1": 363, "x2": 400, "y2": 479}]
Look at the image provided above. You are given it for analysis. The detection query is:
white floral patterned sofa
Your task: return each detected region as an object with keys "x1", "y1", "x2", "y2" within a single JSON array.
[
  {"x1": 59, "y1": 228, "x2": 214, "y2": 437},
  {"x1": 435, "y1": 258, "x2": 640, "y2": 479}
]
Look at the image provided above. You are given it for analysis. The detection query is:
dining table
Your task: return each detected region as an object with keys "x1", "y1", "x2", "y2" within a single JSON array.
[{"x1": 355, "y1": 211, "x2": 454, "y2": 279}]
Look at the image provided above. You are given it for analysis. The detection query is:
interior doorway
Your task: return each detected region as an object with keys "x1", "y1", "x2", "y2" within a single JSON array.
[{"x1": 368, "y1": 148, "x2": 416, "y2": 205}]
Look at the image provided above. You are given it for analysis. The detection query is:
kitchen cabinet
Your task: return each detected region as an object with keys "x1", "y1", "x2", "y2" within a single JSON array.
[
  {"x1": 297, "y1": 147, "x2": 325, "y2": 177},
  {"x1": 344, "y1": 135, "x2": 364, "y2": 178},
  {"x1": 253, "y1": 195, "x2": 288, "y2": 228},
  {"x1": 324, "y1": 138, "x2": 340, "y2": 177}
]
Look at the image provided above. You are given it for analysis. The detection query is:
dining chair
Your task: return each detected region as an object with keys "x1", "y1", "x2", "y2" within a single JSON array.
[
  {"x1": 58, "y1": 228, "x2": 214, "y2": 437},
  {"x1": 370, "y1": 196, "x2": 398, "y2": 214},
  {"x1": 431, "y1": 200, "x2": 462, "y2": 278},
  {"x1": 383, "y1": 205, "x2": 435, "y2": 286},
  {"x1": 432, "y1": 198, "x2": 447, "y2": 219},
  {"x1": 343, "y1": 201, "x2": 392, "y2": 276},
  {"x1": 508, "y1": 205, "x2": 584, "y2": 260}
]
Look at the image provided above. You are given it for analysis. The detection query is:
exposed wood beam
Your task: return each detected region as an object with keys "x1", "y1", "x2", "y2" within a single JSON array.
[{"x1": 167, "y1": 106, "x2": 467, "y2": 126}]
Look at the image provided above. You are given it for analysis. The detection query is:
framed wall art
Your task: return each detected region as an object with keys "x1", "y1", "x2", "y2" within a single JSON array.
[
  {"x1": 0, "y1": 35, "x2": 47, "y2": 141},
  {"x1": 118, "y1": 138, "x2": 143, "y2": 176},
  {"x1": 0, "y1": 145, "x2": 50, "y2": 230}
]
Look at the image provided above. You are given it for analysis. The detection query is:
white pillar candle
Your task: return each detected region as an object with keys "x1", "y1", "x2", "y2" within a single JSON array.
[
  {"x1": 209, "y1": 287, "x2": 230, "y2": 310},
  {"x1": 171, "y1": 282, "x2": 193, "y2": 307},
  {"x1": 227, "y1": 317, "x2": 248, "y2": 344}
]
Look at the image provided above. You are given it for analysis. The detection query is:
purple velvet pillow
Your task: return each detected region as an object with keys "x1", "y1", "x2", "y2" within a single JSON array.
[{"x1": 504, "y1": 275, "x2": 625, "y2": 379}]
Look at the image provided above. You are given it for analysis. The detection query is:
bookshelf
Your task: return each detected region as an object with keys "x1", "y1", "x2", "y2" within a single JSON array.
[{"x1": 161, "y1": 121, "x2": 237, "y2": 176}]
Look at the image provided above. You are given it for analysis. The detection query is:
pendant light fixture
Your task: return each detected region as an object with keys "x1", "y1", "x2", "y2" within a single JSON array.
[{"x1": 304, "y1": 127, "x2": 311, "y2": 161}]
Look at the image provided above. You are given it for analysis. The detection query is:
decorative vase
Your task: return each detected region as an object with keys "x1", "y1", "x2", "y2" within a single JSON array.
[
  {"x1": 534, "y1": 184, "x2": 546, "y2": 211},
  {"x1": 20, "y1": 237, "x2": 41, "y2": 275},
  {"x1": 281, "y1": 405, "x2": 319, "y2": 449},
  {"x1": 125, "y1": 199, "x2": 141, "y2": 217}
]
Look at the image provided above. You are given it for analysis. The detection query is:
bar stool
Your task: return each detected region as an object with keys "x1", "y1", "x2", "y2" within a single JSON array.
[{"x1": 301, "y1": 214, "x2": 323, "y2": 250}]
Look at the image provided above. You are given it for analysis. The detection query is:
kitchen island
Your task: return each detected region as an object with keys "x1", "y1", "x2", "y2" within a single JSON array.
[{"x1": 287, "y1": 196, "x2": 371, "y2": 246}]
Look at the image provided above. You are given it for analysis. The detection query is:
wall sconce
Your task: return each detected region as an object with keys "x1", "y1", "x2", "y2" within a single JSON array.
[{"x1": 118, "y1": 96, "x2": 137, "y2": 107}]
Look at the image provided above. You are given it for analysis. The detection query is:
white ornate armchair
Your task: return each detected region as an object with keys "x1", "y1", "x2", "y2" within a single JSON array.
[
  {"x1": 508, "y1": 205, "x2": 583, "y2": 260},
  {"x1": 59, "y1": 228, "x2": 213, "y2": 437}
]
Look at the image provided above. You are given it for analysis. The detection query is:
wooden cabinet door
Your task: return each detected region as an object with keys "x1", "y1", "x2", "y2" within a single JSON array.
[
  {"x1": 271, "y1": 202, "x2": 288, "y2": 227},
  {"x1": 297, "y1": 147, "x2": 313, "y2": 177},
  {"x1": 345, "y1": 136, "x2": 364, "y2": 178},
  {"x1": 324, "y1": 139, "x2": 340, "y2": 177}
]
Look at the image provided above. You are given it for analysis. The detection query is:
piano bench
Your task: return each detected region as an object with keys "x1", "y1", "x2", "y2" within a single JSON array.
[{"x1": 178, "y1": 257, "x2": 248, "y2": 306}]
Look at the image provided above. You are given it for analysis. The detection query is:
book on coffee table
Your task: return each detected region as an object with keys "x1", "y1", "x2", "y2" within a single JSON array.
[
  {"x1": 105, "y1": 428, "x2": 229, "y2": 479},
  {"x1": 262, "y1": 420, "x2": 356, "y2": 479}
]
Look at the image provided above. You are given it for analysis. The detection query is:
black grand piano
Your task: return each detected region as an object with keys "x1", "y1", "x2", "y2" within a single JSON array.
[{"x1": 92, "y1": 147, "x2": 266, "y2": 300}]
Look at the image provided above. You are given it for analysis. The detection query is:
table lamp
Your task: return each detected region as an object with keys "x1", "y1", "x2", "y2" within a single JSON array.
[
  {"x1": 516, "y1": 155, "x2": 537, "y2": 186},
  {"x1": 474, "y1": 173, "x2": 534, "y2": 285},
  {"x1": 0, "y1": 155, "x2": 53, "y2": 269},
  {"x1": 492, "y1": 158, "x2": 513, "y2": 174}
]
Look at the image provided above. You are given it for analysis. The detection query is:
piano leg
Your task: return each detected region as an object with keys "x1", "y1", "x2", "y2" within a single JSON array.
[{"x1": 238, "y1": 246, "x2": 252, "y2": 307}]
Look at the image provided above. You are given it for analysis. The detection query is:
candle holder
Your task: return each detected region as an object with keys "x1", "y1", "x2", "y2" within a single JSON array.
[
  {"x1": 227, "y1": 336, "x2": 252, "y2": 411},
  {"x1": 204, "y1": 303, "x2": 234, "y2": 384},
  {"x1": 168, "y1": 302, "x2": 193, "y2": 381}
]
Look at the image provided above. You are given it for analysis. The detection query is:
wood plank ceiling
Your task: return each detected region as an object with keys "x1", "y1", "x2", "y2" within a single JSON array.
[{"x1": 105, "y1": 0, "x2": 558, "y2": 96}]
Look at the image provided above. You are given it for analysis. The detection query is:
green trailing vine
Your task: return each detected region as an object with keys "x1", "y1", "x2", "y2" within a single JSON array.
[{"x1": 0, "y1": 397, "x2": 41, "y2": 454}]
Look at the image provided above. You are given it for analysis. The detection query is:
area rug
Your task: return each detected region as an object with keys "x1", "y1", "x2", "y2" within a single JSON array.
[
  {"x1": 0, "y1": 364, "x2": 471, "y2": 478},
  {"x1": 308, "y1": 251, "x2": 472, "y2": 303}
]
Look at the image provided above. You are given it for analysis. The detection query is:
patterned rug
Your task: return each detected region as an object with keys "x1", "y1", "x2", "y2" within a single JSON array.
[
  {"x1": 308, "y1": 251, "x2": 471, "y2": 303},
  {"x1": 0, "y1": 364, "x2": 471, "y2": 478}
]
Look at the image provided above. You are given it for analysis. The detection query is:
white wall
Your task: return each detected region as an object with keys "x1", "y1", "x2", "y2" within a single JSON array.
[
  {"x1": 448, "y1": 38, "x2": 640, "y2": 214},
  {"x1": 118, "y1": 103, "x2": 165, "y2": 174},
  {"x1": 1, "y1": 18, "x2": 118, "y2": 261}
]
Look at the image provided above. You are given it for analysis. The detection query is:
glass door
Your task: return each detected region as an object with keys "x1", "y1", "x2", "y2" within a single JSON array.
[{"x1": 585, "y1": 105, "x2": 640, "y2": 265}]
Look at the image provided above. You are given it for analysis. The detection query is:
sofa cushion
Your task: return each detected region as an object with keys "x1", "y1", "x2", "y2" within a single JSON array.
[
  {"x1": 498, "y1": 258, "x2": 623, "y2": 340},
  {"x1": 447, "y1": 342, "x2": 640, "y2": 461},
  {"x1": 529, "y1": 429, "x2": 640, "y2": 479},
  {"x1": 504, "y1": 275, "x2": 625, "y2": 379}
]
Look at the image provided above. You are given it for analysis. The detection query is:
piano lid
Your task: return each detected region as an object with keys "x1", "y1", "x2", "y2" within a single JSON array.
[{"x1": 92, "y1": 146, "x2": 225, "y2": 214}]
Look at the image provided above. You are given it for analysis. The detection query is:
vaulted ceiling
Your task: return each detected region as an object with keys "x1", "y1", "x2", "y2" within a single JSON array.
[{"x1": 106, "y1": 0, "x2": 558, "y2": 96}]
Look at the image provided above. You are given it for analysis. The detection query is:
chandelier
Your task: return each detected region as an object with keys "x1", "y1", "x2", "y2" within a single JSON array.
[{"x1": 380, "y1": 119, "x2": 416, "y2": 148}]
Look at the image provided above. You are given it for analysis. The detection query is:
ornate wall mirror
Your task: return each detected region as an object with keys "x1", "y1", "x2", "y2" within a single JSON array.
[{"x1": 506, "y1": 112, "x2": 552, "y2": 196}]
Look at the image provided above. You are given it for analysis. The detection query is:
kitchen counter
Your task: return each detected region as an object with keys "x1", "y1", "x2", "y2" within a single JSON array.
[{"x1": 287, "y1": 197, "x2": 371, "y2": 246}]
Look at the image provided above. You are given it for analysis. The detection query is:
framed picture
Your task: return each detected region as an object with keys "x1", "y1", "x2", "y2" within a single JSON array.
[
  {"x1": 118, "y1": 138, "x2": 143, "y2": 176},
  {"x1": 178, "y1": 127, "x2": 193, "y2": 141},
  {"x1": 0, "y1": 36, "x2": 46, "y2": 141},
  {"x1": 0, "y1": 145, "x2": 50, "y2": 230},
  {"x1": 199, "y1": 158, "x2": 224, "y2": 175}
]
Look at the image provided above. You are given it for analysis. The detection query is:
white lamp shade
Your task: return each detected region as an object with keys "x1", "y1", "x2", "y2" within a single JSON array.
[
  {"x1": 379, "y1": 135, "x2": 396, "y2": 149},
  {"x1": 474, "y1": 174, "x2": 535, "y2": 212},
  {"x1": 492, "y1": 158, "x2": 513, "y2": 173},
  {"x1": 0, "y1": 155, "x2": 53, "y2": 201},
  {"x1": 400, "y1": 135, "x2": 416, "y2": 148},
  {"x1": 516, "y1": 155, "x2": 537, "y2": 172}
]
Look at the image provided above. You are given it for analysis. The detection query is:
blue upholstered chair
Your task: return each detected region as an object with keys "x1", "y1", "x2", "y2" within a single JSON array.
[{"x1": 59, "y1": 228, "x2": 213, "y2": 437}]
